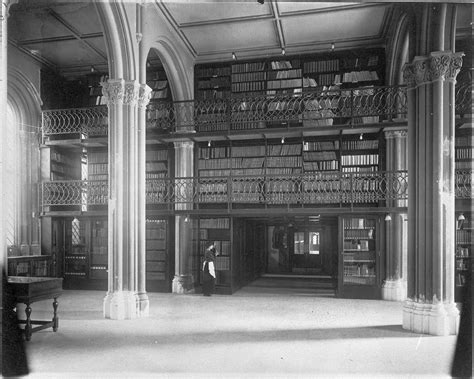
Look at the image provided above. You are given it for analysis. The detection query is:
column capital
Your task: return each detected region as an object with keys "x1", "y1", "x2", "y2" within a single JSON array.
[
  {"x1": 138, "y1": 84, "x2": 152, "y2": 109},
  {"x1": 101, "y1": 79, "x2": 124, "y2": 105},
  {"x1": 403, "y1": 51, "x2": 464, "y2": 88},
  {"x1": 174, "y1": 140, "x2": 194, "y2": 150},
  {"x1": 385, "y1": 130, "x2": 407, "y2": 139},
  {"x1": 123, "y1": 80, "x2": 140, "y2": 105}
]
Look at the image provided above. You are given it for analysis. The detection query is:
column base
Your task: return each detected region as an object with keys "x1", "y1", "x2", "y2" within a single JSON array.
[
  {"x1": 172, "y1": 275, "x2": 195, "y2": 294},
  {"x1": 381, "y1": 279, "x2": 407, "y2": 301},
  {"x1": 402, "y1": 299, "x2": 460, "y2": 335},
  {"x1": 103, "y1": 291, "x2": 139, "y2": 320},
  {"x1": 136, "y1": 292, "x2": 149, "y2": 317}
]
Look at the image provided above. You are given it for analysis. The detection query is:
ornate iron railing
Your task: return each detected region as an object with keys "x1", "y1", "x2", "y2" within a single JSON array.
[
  {"x1": 455, "y1": 170, "x2": 474, "y2": 199},
  {"x1": 42, "y1": 106, "x2": 108, "y2": 140},
  {"x1": 41, "y1": 171, "x2": 411, "y2": 212},
  {"x1": 41, "y1": 81, "x2": 472, "y2": 138}
]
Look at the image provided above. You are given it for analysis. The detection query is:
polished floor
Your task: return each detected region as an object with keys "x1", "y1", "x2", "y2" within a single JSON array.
[{"x1": 15, "y1": 278, "x2": 460, "y2": 378}]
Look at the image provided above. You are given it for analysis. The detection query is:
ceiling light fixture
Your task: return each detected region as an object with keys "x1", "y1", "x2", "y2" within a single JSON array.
[
  {"x1": 208, "y1": 140, "x2": 212, "y2": 147},
  {"x1": 281, "y1": 48, "x2": 286, "y2": 56},
  {"x1": 90, "y1": 66, "x2": 96, "y2": 73},
  {"x1": 331, "y1": 43, "x2": 335, "y2": 51},
  {"x1": 385, "y1": 214, "x2": 392, "y2": 221},
  {"x1": 359, "y1": 133, "x2": 363, "y2": 140},
  {"x1": 232, "y1": 52, "x2": 237, "y2": 60},
  {"x1": 281, "y1": 137, "x2": 285, "y2": 144}
]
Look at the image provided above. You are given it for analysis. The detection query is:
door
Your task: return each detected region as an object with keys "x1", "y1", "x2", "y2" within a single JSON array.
[{"x1": 292, "y1": 228, "x2": 323, "y2": 274}]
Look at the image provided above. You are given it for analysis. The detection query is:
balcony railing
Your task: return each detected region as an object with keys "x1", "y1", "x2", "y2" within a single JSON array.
[
  {"x1": 456, "y1": 170, "x2": 474, "y2": 199},
  {"x1": 41, "y1": 171, "x2": 410, "y2": 213},
  {"x1": 41, "y1": 81, "x2": 472, "y2": 139}
]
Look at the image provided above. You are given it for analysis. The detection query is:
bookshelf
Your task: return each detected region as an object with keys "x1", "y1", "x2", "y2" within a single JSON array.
[
  {"x1": 199, "y1": 217, "x2": 232, "y2": 293},
  {"x1": 87, "y1": 148, "x2": 108, "y2": 181},
  {"x1": 194, "y1": 48, "x2": 385, "y2": 130},
  {"x1": 90, "y1": 219, "x2": 107, "y2": 280},
  {"x1": 455, "y1": 213, "x2": 472, "y2": 302},
  {"x1": 455, "y1": 134, "x2": 473, "y2": 171},
  {"x1": 195, "y1": 64, "x2": 232, "y2": 101},
  {"x1": 49, "y1": 147, "x2": 81, "y2": 181},
  {"x1": 339, "y1": 216, "x2": 380, "y2": 299},
  {"x1": 147, "y1": 68, "x2": 170, "y2": 102},
  {"x1": 146, "y1": 218, "x2": 169, "y2": 291},
  {"x1": 146, "y1": 145, "x2": 170, "y2": 204},
  {"x1": 86, "y1": 73, "x2": 108, "y2": 106}
]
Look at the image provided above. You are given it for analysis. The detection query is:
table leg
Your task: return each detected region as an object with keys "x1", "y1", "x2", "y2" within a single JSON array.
[
  {"x1": 25, "y1": 303, "x2": 32, "y2": 341},
  {"x1": 52, "y1": 297, "x2": 59, "y2": 332}
]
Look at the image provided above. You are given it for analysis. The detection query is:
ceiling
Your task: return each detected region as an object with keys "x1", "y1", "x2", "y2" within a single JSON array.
[{"x1": 7, "y1": 1, "x2": 473, "y2": 80}]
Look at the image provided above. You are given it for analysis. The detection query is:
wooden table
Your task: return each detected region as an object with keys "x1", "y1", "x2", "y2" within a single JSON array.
[{"x1": 7, "y1": 276, "x2": 63, "y2": 341}]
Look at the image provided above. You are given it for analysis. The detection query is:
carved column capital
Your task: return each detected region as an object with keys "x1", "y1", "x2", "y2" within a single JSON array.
[
  {"x1": 385, "y1": 130, "x2": 408, "y2": 139},
  {"x1": 123, "y1": 81, "x2": 140, "y2": 105},
  {"x1": 403, "y1": 52, "x2": 464, "y2": 88},
  {"x1": 138, "y1": 84, "x2": 152, "y2": 109},
  {"x1": 101, "y1": 79, "x2": 125, "y2": 105},
  {"x1": 174, "y1": 140, "x2": 194, "y2": 150}
]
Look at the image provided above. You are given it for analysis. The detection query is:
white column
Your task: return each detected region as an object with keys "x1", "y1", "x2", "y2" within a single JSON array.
[
  {"x1": 137, "y1": 84, "x2": 151, "y2": 316},
  {"x1": 102, "y1": 79, "x2": 143, "y2": 319},
  {"x1": 402, "y1": 51, "x2": 463, "y2": 335}
]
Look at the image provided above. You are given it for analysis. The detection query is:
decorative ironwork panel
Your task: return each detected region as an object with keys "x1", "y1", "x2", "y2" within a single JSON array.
[
  {"x1": 455, "y1": 81, "x2": 472, "y2": 117},
  {"x1": 42, "y1": 106, "x2": 108, "y2": 138},
  {"x1": 455, "y1": 170, "x2": 473, "y2": 199},
  {"x1": 146, "y1": 101, "x2": 175, "y2": 132}
]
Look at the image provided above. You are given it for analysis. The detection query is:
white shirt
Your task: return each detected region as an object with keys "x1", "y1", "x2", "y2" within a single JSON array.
[{"x1": 203, "y1": 261, "x2": 216, "y2": 278}]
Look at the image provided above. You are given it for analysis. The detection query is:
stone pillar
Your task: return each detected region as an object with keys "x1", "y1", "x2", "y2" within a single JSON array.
[
  {"x1": 137, "y1": 84, "x2": 151, "y2": 316},
  {"x1": 402, "y1": 51, "x2": 463, "y2": 335},
  {"x1": 382, "y1": 129, "x2": 408, "y2": 301},
  {"x1": 1, "y1": 0, "x2": 18, "y2": 270},
  {"x1": 102, "y1": 79, "x2": 142, "y2": 319},
  {"x1": 172, "y1": 141, "x2": 195, "y2": 293}
]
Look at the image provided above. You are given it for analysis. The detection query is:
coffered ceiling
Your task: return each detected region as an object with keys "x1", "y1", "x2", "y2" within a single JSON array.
[{"x1": 7, "y1": 1, "x2": 473, "y2": 79}]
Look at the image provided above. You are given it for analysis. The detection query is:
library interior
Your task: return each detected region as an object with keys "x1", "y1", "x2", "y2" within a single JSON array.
[{"x1": 1, "y1": 2, "x2": 472, "y2": 373}]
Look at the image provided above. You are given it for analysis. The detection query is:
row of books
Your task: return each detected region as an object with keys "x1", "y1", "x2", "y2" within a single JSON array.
[
  {"x1": 344, "y1": 217, "x2": 376, "y2": 229},
  {"x1": 232, "y1": 81, "x2": 265, "y2": 92},
  {"x1": 267, "y1": 143, "x2": 302, "y2": 156},
  {"x1": 270, "y1": 60, "x2": 294, "y2": 70},
  {"x1": 456, "y1": 247, "x2": 470, "y2": 257},
  {"x1": 199, "y1": 218, "x2": 230, "y2": 229},
  {"x1": 266, "y1": 156, "x2": 302, "y2": 168},
  {"x1": 303, "y1": 151, "x2": 337, "y2": 161},
  {"x1": 343, "y1": 240, "x2": 372, "y2": 251},
  {"x1": 147, "y1": 80, "x2": 168, "y2": 90},
  {"x1": 457, "y1": 230, "x2": 473, "y2": 244},
  {"x1": 231, "y1": 62, "x2": 266, "y2": 73},
  {"x1": 341, "y1": 154, "x2": 379, "y2": 166},
  {"x1": 146, "y1": 149, "x2": 169, "y2": 161},
  {"x1": 199, "y1": 146, "x2": 231, "y2": 159},
  {"x1": 344, "y1": 229, "x2": 375, "y2": 239},
  {"x1": 197, "y1": 89, "x2": 231, "y2": 100},
  {"x1": 151, "y1": 88, "x2": 169, "y2": 99},
  {"x1": 342, "y1": 139, "x2": 379, "y2": 150},
  {"x1": 266, "y1": 167, "x2": 302, "y2": 175},
  {"x1": 196, "y1": 66, "x2": 232, "y2": 78},
  {"x1": 270, "y1": 69, "x2": 302, "y2": 80},
  {"x1": 455, "y1": 148, "x2": 474, "y2": 160},
  {"x1": 148, "y1": 239, "x2": 167, "y2": 250},
  {"x1": 146, "y1": 251, "x2": 166, "y2": 262},
  {"x1": 146, "y1": 172, "x2": 167, "y2": 179},
  {"x1": 303, "y1": 140, "x2": 339, "y2": 151},
  {"x1": 146, "y1": 227, "x2": 166, "y2": 240},
  {"x1": 267, "y1": 79, "x2": 303, "y2": 89},
  {"x1": 303, "y1": 161, "x2": 339, "y2": 171},
  {"x1": 232, "y1": 72, "x2": 266, "y2": 82},
  {"x1": 87, "y1": 174, "x2": 107, "y2": 181},
  {"x1": 342, "y1": 166, "x2": 378, "y2": 173},
  {"x1": 343, "y1": 264, "x2": 375, "y2": 278},
  {"x1": 455, "y1": 136, "x2": 473, "y2": 147},
  {"x1": 303, "y1": 59, "x2": 340, "y2": 73},
  {"x1": 88, "y1": 163, "x2": 108, "y2": 175},
  {"x1": 88, "y1": 152, "x2": 108, "y2": 164},
  {"x1": 335, "y1": 70, "x2": 379, "y2": 84}
]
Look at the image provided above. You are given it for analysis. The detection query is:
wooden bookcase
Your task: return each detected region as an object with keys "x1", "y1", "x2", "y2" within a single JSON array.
[
  {"x1": 339, "y1": 215, "x2": 381, "y2": 299},
  {"x1": 194, "y1": 47, "x2": 385, "y2": 130},
  {"x1": 87, "y1": 148, "x2": 108, "y2": 181},
  {"x1": 455, "y1": 213, "x2": 472, "y2": 302},
  {"x1": 49, "y1": 147, "x2": 81, "y2": 181},
  {"x1": 146, "y1": 218, "x2": 170, "y2": 292},
  {"x1": 198, "y1": 217, "x2": 232, "y2": 293}
]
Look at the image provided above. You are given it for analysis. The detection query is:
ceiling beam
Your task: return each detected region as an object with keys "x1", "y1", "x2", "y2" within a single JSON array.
[
  {"x1": 270, "y1": 1, "x2": 285, "y2": 49},
  {"x1": 17, "y1": 32, "x2": 104, "y2": 46},
  {"x1": 46, "y1": 8, "x2": 107, "y2": 62},
  {"x1": 8, "y1": 38, "x2": 57, "y2": 70}
]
